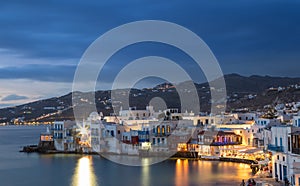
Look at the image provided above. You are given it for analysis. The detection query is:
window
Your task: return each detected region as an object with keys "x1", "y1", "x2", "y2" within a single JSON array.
[
  {"x1": 279, "y1": 164, "x2": 282, "y2": 180},
  {"x1": 277, "y1": 155, "x2": 279, "y2": 160},
  {"x1": 167, "y1": 125, "x2": 170, "y2": 133},
  {"x1": 157, "y1": 126, "x2": 160, "y2": 134},
  {"x1": 288, "y1": 137, "x2": 291, "y2": 151},
  {"x1": 283, "y1": 156, "x2": 285, "y2": 161},
  {"x1": 162, "y1": 126, "x2": 165, "y2": 135}
]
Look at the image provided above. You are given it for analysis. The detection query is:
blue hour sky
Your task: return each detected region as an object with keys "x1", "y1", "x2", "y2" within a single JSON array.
[{"x1": 0, "y1": 0, "x2": 300, "y2": 107}]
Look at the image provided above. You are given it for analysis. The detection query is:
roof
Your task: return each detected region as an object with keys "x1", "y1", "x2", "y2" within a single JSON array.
[{"x1": 217, "y1": 131, "x2": 237, "y2": 136}]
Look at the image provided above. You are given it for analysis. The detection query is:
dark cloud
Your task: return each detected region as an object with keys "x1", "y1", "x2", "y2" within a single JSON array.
[
  {"x1": 1, "y1": 94, "x2": 28, "y2": 101},
  {"x1": 0, "y1": 0, "x2": 299, "y2": 79},
  {"x1": 0, "y1": 64, "x2": 76, "y2": 82}
]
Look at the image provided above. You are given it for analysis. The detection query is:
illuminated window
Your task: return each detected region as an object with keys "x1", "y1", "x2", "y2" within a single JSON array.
[
  {"x1": 167, "y1": 125, "x2": 170, "y2": 133},
  {"x1": 157, "y1": 126, "x2": 160, "y2": 134}
]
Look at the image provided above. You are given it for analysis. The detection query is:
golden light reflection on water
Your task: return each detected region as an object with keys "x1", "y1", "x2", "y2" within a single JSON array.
[
  {"x1": 140, "y1": 158, "x2": 150, "y2": 186},
  {"x1": 174, "y1": 160, "x2": 252, "y2": 185},
  {"x1": 72, "y1": 156, "x2": 98, "y2": 186},
  {"x1": 175, "y1": 159, "x2": 189, "y2": 186}
]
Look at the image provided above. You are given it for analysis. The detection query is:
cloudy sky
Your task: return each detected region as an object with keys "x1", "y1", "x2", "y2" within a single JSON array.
[{"x1": 0, "y1": 0, "x2": 300, "y2": 107}]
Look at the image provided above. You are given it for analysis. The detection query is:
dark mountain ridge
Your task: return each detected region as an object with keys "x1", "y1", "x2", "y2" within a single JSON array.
[{"x1": 0, "y1": 73, "x2": 299, "y2": 124}]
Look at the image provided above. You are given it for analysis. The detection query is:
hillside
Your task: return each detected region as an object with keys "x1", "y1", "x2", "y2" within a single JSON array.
[{"x1": 0, "y1": 74, "x2": 300, "y2": 124}]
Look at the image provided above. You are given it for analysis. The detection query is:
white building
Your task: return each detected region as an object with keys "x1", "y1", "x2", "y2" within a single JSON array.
[
  {"x1": 52, "y1": 120, "x2": 76, "y2": 151},
  {"x1": 293, "y1": 116, "x2": 300, "y2": 127},
  {"x1": 268, "y1": 125, "x2": 300, "y2": 185},
  {"x1": 118, "y1": 106, "x2": 155, "y2": 120},
  {"x1": 233, "y1": 113, "x2": 257, "y2": 121},
  {"x1": 86, "y1": 112, "x2": 102, "y2": 152}
]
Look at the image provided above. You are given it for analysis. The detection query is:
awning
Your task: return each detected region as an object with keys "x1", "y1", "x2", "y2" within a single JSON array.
[{"x1": 239, "y1": 148, "x2": 263, "y2": 154}]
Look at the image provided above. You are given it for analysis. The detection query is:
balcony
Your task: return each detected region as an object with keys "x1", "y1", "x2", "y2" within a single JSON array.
[
  {"x1": 52, "y1": 128, "x2": 63, "y2": 131},
  {"x1": 292, "y1": 148, "x2": 300, "y2": 155},
  {"x1": 210, "y1": 141, "x2": 242, "y2": 146},
  {"x1": 267, "y1": 144, "x2": 284, "y2": 152},
  {"x1": 153, "y1": 133, "x2": 170, "y2": 137},
  {"x1": 65, "y1": 136, "x2": 73, "y2": 143}
]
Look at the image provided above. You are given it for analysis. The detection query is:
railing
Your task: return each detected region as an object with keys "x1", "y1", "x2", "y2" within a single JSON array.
[
  {"x1": 267, "y1": 144, "x2": 284, "y2": 152},
  {"x1": 152, "y1": 143, "x2": 168, "y2": 147},
  {"x1": 51, "y1": 128, "x2": 63, "y2": 131},
  {"x1": 65, "y1": 136, "x2": 73, "y2": 143},
  {"x1": 153, "y1": 133, "x2": 170, "y2": 137},
  {"x1": 210, "y1": 141, "x2": 242, "y2": 146}
]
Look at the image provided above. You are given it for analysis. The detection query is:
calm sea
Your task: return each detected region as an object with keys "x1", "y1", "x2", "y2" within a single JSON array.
[{"x1": 0, "y1": 125, "x2": 252, "y2": 186}]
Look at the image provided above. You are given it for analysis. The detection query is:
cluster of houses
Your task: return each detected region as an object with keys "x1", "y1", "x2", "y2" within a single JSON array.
[{"x1": 39, "y1": 104, "x2": 300, "y2": 185}]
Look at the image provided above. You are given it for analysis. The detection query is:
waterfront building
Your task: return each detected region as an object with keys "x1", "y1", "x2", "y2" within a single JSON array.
[
  {"x1": 100, "y1": 122, "x2": 126, "y2": 154},
  {"x1": 40, "y1": 127, "x2": 53, "y2": 142},
  {"x1": 268, "y1": 125, "x2": 290, "y2": 182},
  {"x1": 289, "y1": 128, "x2": 300, "y2": 185},
  {"x1": 150, "y1": 120, "x2": 172, "y2": 146},
  {"x1": 38, "y1": 127, "x2": 55, "y2": 152},
  {"x1": 290, "y1": 130, "x2": 300, "y2": 185},
  {"x1": 52, "y1": 120, "x2": 77, "y2": 151},
  {"x1": 197, "y1": 130, "x2": 242, "y2": 157},
  {"x1": 216, "y1": 123, "x2": 254, "y2": 146},
  {"x1": 267, "y1": 124, "x2": 300, "y2": 185},
  {"x1": 86, "y1": 112, "x2": 102, "y2": 152}
]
